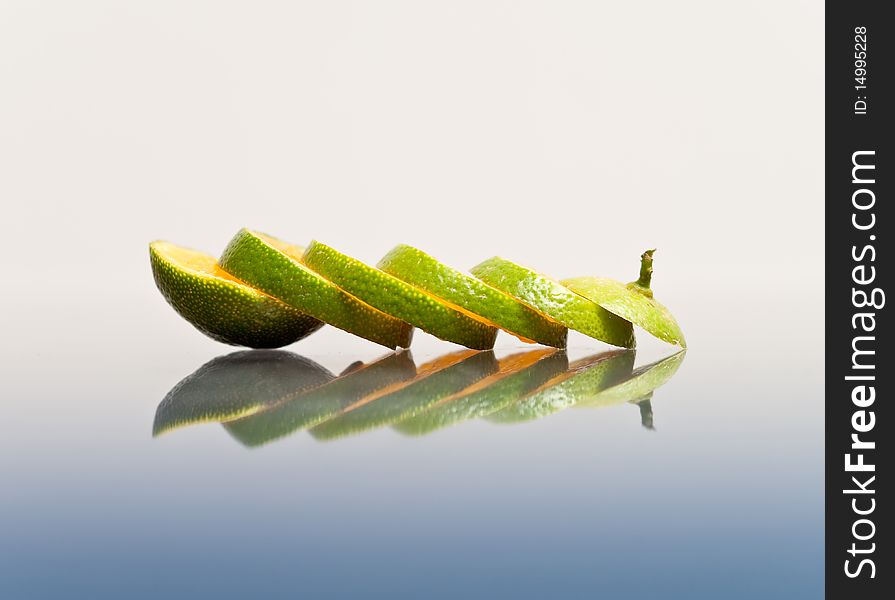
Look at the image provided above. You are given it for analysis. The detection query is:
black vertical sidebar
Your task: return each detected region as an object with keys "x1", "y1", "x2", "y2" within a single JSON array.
[{"x1": 826, "y1": 2, "x2": 891, "y2": 598}]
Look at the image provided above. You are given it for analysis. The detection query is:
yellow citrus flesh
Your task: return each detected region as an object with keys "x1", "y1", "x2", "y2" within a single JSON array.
[{"x1": 150, "y1": 241, "x2": 323, "y2": 348}]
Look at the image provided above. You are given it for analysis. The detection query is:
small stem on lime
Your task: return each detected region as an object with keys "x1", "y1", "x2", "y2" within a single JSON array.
[{"x1": 635, "y1": 249, "x2": 656, "y2": 289}]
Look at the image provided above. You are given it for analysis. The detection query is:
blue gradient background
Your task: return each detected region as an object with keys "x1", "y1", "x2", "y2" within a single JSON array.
[{"x1": 0, "y1": 280, "x2": 823, "y2": 599}]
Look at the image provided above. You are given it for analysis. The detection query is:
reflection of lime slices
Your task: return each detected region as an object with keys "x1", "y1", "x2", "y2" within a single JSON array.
[
  {"x1": 219, "y1": 230, "x2": 413, "y2": 349},
  {"x1": 574, "y1": 350, "x2": 685, "y2": 408},
  {"x1": 224, "y1": 351, "x2": 417, "y2": 447},
  {"x1": 150, "y1": 241, "x2": 324, "y2": 348},
  {"x1": 563, "y1": 250, "x2": 685, "y2": 347},
  {"x1": 377, "y1": 245, "x2": 567, "y2": 347},
  {"x1": 303, "y1": 241, "x2": 497, "y2": 350},
  {"x1": 309, "y1": 350, "x2": 499, "y2": 440},
  {"x1": 394, "y1": 349, "x2": 568, "y2": 436},
  {"x1": 153, "y1": 350, "x2": 333, "y2": 436},
  {"x1": 470, "y1": 257, "x2": 634, "y2": 348},
  {"x1": 487, "y1": 350, "x2": 635, "y2": 423}
]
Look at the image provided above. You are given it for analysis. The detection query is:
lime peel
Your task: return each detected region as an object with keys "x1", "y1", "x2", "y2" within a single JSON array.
[
  {"x1": 562, "y1": 250, "x2": 685, "y2": 347},
  {"x1": 218, "y1": 229, "x2": 414, "y2": 350},
  {"x1": 377, "y1": 244, "x2": 567, "y2": 348},
  {"x1": 470, "y1": 257, "x2": 635, "y2": 348},
  {"x1": 303, "y1": 241, "x2": 498, "y2": 350},
  {"x1": 150, "y1": 241, "x2": 324, "y2": 349}
]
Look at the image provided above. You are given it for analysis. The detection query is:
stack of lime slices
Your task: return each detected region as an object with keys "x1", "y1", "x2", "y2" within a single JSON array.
[{"x1": 150, "y1": 230, "x2": 685, "y2": 350}]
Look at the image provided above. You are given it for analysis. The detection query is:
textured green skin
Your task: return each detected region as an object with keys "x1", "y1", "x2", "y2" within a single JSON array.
[
  {"x1": 393, "y1": 350, "x2": 569, "y2": 436},
  {"x1": 309, "y1": 351, "x2": 499, "y2": 440},
  {"x1": 224, "y1": 351, "x2": 417, "y2": 447},
  {"x1": 487, "y1": 350, "x2": 635, "y2": 423},
  {"x1": 470, "y1": 257, "x2": 635, "y2": 348},
  {"x1": 303, "y1": 242, "x2": 497, "y2": 350},
  {"x1": 150, "y1": 243, "x2": 323, "y2": 348},
  {"x1": 574, "y1": 350, "x2": 685, "y2": 408},
  {"x1": 153, "y1": 350, "x2": 333, "y2": 435},
  {"x1": 562, "y1": 276, "x2": 686, "y2": 347},
  {"x1": 377, "y1": 244, "x2": 567, "y2": 348},
  {"x1": 219, "y1": 230, "x2": 414, "y2": 349}
]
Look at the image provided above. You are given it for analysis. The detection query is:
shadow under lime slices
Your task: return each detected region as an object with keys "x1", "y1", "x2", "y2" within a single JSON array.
[
  {"x1": 153, "y1": 350, "x2": 334, "y2": 436},
  {"x1": 309, "y1": 350, "x2": 499, "y2": 440},
  {"x1": 393, "y1": 349, "x2": 569, "y2": 436},
  {"x1": 223, "y1": 351, "x2": 417, "y2": 447},
  {"x1": 487, "y1": 349, "x2": 636, "y2": 423},
  {"x1": 573, "y1": 349, "x2": 686, "y2": 409}
]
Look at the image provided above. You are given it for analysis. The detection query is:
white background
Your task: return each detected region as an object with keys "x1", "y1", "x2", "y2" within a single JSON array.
[{"x1": 1, "y1": 1, "x2": 821, "y2": 300}]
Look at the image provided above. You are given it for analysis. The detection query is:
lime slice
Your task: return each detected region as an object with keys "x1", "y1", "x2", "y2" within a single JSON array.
[
  {"x1": 224, "y1": 351, "x2": 417, "y2": 447},
  {"x1": 302, "y1": 241, "x2": 498, "y2": 350},
  {"x1": 393, "y1": 349, "x2": 568, "y2": 436},
  {"x1": 377, "y1": 244, "x2": 567, "y2": 347},
  {"x1": 470, "y1": 257, "x2": 634, "y2": 348},
  {"x1": 219, "y1": 230, "x2": 413, "y2": 349},
  {"x1": 153, "y1": 350, "x2": 333, "y2": 436},
  {"x1": 309, "y1": 350, "x2": 499, "y2": 440},
  {"x1": 150, "y1": 241, "x2": 323, "y2": 348},
  {"x1": 563, "y1": 250, "x2": 685, "y2": 347},
  {"x1": 486, "y1": 350, "x2": 635, "y2": 423}
]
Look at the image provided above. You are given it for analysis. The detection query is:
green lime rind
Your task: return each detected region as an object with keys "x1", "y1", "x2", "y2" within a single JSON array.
[
  {"x1": 393, "y1": 350, "x2": 569, "y2": 436},
  {"x1": 153, "y1": 350, "x2": 334, "y2": 436},
  {"x1": 562, "y1": 276, "x2": 686, "y2": 347},
  {"x1": 303, "y1": 242, "x2": 498, "y2": 350},
  {"x1": 224, "y1": 351, "x2": 417, "y2": 447},
  {"x1": 486, "y1": 350, "x2": 635, "y2": 423},
  {"x1": 377, "y1": 245, "x2": 568, "y2": 348},
  {"x1": 469, "y1": 257, "x2": 635, "y2": 348},
  {"x1": 219, "y1": 230, "x2": 414, "y2": 350},
  {"x1": 309, "y1": 351, "x2": 499, "y2": 441},
  {"x1": 574, "y1": 350, "x2": 686, "y2": 409},
  {"x1": 150, "y1": 241, "x2": 324, "y2": 348}
]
